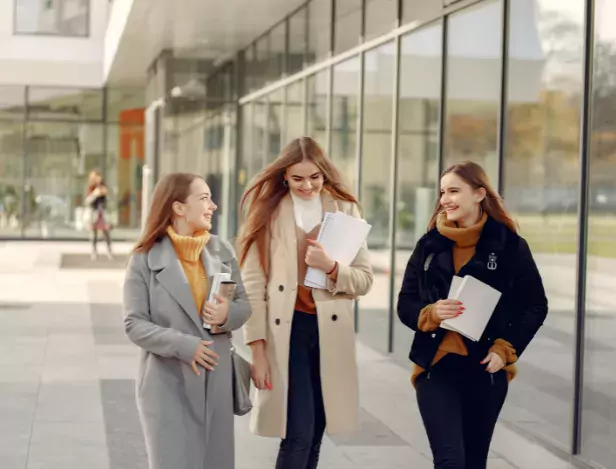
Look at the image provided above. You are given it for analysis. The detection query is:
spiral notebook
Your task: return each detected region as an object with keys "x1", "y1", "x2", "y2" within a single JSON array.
[
  {"x1": 440, "y1": 275, "x2": 502, "y2": 342},
  {"x1": 304, "y1": 211, "x2": 372, "y2": 289}
]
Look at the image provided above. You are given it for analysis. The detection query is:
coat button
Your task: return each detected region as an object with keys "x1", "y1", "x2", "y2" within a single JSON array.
[
  {"x1": 278, "y1": 285, "x2": 284, "y2": 292},
  {"x1": 431, "y1": 333, "x2": 436, "y2": 338},
  {"x1": 332, "y1": 314, "x2": 338, "y2": 321},
  {"x1": 275, "y1": 318, "x2": 281, "y2": 325}
]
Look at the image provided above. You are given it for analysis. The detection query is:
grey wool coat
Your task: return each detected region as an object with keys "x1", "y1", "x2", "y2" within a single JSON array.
[{"x1": 123, "y1": 234, "x2": 252, "y2": 469}]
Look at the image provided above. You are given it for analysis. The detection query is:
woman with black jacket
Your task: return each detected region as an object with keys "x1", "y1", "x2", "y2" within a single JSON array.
[{"x1": 397, "y1": 161, "x2": 548, "y2": 469}]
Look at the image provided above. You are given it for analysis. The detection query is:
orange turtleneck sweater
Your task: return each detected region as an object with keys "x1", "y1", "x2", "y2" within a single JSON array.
[
  {"x1": 167, "y1": 226, "x2": 211, "y2": 315},
  {"x1": 410, "y1": 212, "x2": 518, "y2": 386}
]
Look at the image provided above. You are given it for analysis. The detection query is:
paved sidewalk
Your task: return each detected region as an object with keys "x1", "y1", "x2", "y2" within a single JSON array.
[{"x1": 0, "y1": 241, "x2": 578, "y2": 469}]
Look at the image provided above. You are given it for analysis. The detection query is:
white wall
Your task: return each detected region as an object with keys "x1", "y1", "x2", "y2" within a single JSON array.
[{"x1": 0, "y1": 0, "x2": 108, "y2": 87}]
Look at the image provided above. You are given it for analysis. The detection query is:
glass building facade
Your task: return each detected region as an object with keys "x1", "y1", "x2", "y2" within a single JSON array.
[
  {"x1": 0, "y1": 87, "x2": 145, "y2": 239},
  {"x1": 188, "y1": 1, "x2": 612, "y2": 467}
]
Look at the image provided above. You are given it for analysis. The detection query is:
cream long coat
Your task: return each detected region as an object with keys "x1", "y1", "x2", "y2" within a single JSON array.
[{"x1": 241, "y1": 192, "x2": 373, "y2": 438}]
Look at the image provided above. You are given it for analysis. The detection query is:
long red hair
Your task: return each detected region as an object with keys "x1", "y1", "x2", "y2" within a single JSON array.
[
  {"x1": 237, "y1": 137, "x2": 358, "y2": 277},
  {"x1": 428, "y1": 161, "x2": 517, "y2": 233},
  {"x1": 134, "y1": 173, "x2": 202, "y2": 253}
]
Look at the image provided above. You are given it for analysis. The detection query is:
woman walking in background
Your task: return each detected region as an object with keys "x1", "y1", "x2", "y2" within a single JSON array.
[
  {"x1": 397, "y1": 161, "x2": 548, "y2": 469},
  {"x1": 85, "y1": 170, "x2": 113, "y2": 260},
  {"x1": 123, "y1": 172, "x2": 251, "y2": 469},
  {"x1": 238, "y1": 137, "x2": 373, "y2": 469}
]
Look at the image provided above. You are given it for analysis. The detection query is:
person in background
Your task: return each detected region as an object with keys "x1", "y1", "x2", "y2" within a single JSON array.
[
  {"x1": 123, "y1": 172, "x2": 251, "y2": 469},
  {"x1": 85, "y1": 170, "x2": 113, "y2": 260},
  {"x1": 397, "y1": 161, "x2": 548, "y2": 469},
  {"x1": 237, "y1": 137, "x2": 373, "y2": 469}
]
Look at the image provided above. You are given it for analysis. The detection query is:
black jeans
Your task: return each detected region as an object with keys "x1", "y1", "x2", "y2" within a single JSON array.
[
  {"x1": 275, "y1": 312, "x2": 326, "y2": 469},
  {"x1": 416, "y1": 354, "x2": 508, "y2": 469}
]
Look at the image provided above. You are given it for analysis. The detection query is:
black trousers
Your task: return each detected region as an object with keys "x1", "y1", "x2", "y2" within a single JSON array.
[
  {"x1": 416, "y1": 354, "x2": 508, "y2": 469},
  {"x1": 275, "y1": 312, "x2": 326, "y2": 469}
]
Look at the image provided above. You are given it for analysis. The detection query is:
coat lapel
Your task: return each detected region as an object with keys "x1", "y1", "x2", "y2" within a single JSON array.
[{"x1": 149, "y1": 237, "x2": 203, "y2": 332}]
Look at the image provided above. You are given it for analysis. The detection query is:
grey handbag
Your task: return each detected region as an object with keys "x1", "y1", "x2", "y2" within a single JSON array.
[{"x1": 229, "y1": 334, "x2": 253, "y2": 416}]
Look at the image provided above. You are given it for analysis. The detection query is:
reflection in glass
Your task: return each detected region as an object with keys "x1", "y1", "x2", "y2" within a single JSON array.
[
  {"x1": 289, "y1": 6, "x2": 308, "y2": 75},
  {"x1": 23, "y1": 122, "x2": 104, "y2": 238},
  {"x1": 582, "y1": 0, "x2": 616, "y2": 466},
  {"x1": 0, "y1": 121, "x2": 24, "y2": 237},
  {"x1": 444, "y1": 0, "x2": 501, "y2": 182},
  {"x1": 15, "y1": 0, "x2": 89, "y2": 36},
  {"x1": 285, "y1": 81, "x2": 305, "y2": 143},
  {"x1": 28, "y1": 87, "x2": 104, "y2": 121},
  {"x1": 358, "y1": 42, "x2": 395, "y2": 354},
  {"x1": 393, "y1": 22, "x2": 442, "y2": 365},
  {"x1": 335, "y1": 0, "x2": 362, "y2": 55},
  {"x1": 307, "y1": 0, "x2": 332, "y2": 66},
  {"x1": 106, "y1": 89, "x2": 145, "y2": 123},
  {"x1": 331, "y1": 57, "x2": 360, "y2": 190},
  {"x1": 0, "y1": 86, "x2": 26, "y2": 120},
  {"x1": 365, "y1": 0, "x2": 398, "y2": 41},
  {"x1": 501, "y1": 0, "x2": 583, "y2": 450},
  {"x1": 268, "y1": 90, "x2": 284, "y2": 161},
  {"x1": 306, "y1": 71, "x2": 329, "y2": 147}
]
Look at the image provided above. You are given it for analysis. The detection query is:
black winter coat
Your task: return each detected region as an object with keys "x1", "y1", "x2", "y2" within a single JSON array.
[{"x1": 397, "y1": 216, "x2": 548, "y2": 370}]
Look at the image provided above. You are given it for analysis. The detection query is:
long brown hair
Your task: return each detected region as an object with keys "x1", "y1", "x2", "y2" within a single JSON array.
[
  {"x1": 427, "y1": 161, "x2": 517, "y2": 233},
  {"x1": 134, "y1": 172, "x2": 202, "y2": 253},
  {"x1": 237, "y1": 136, "x2": 358, "y2": 277}
]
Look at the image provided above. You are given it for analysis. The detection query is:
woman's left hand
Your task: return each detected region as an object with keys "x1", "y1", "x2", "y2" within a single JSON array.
[
  {"x1": 202, "y1": 294, "x2": 230, "y2": 326},
  {"x1": 306, "y1": 239, "x2": 336, "y2": 273},
  {"x1": 481, "y1": 352, "x2": 505, "y2": 373}
]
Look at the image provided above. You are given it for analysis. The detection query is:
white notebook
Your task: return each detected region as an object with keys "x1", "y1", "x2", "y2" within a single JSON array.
[
  {"x1": 440, "y1": 275, "x2": 502, "y2": 342},
  {"x1": 304, "y1": 211, "x2": 372, "y2": 289}
]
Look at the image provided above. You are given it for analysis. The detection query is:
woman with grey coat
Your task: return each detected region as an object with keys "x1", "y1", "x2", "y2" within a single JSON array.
[{"x1": 123, "y1": 172, "x2": 252, "y2": 469}]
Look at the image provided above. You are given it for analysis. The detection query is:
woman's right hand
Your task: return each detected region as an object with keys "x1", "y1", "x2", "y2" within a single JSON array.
[
  {"x1": 190, "y1": 340, "x2": 219, "y2": 376},
  {"x1": 250, "y1": 353, "x2": 272, "y2": 391},
  {"x1": 434, "y1": 299, "x2": 464, "y2": 320}
]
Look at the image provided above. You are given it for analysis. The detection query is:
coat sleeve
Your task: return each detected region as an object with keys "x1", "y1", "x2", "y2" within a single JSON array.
[
  {"x1": 241, "y1": 242, "x2": 269, "y2": 345},
  {"x1": 326, "y1": 202, "x2": 374, "y2": 297},
  {"x1": 397, "y1": 243, "x2": 431, "y2": 331},
  {"x1": 123, "y1": 254, "x2": 201, "y2": 363},
  {"x1": 218, "y1": 240, "x2": 252, "y2": 333},
  {"x1": 500, "y1": 238, "x2": 548, "y2": 358}
]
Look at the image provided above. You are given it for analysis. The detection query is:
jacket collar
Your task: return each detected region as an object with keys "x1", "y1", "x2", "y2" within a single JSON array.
[
  {"x1": 424, "y1": 216, "x2": 512, "y2": 254},
  {"x1": 147, "y1": 235, "x2": 225, "y2": 334}
]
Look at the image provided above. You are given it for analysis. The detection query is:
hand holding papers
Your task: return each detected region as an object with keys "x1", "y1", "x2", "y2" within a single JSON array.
[
  {"x1": 304, "y1": 211, "x2": 372, "y2": 289},
  {"x1": 203, "y1": 273, "x2": 237, "y2": 331},
  {"x1": 440, "y1": 275, "x2": 502, "y2": 342}
]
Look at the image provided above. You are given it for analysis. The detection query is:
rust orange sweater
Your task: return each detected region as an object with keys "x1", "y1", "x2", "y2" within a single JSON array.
[
  {"x1": 167, "y1": 226, "x2": 210, "y2": 315},
  {"x1": 411, "y1": 212, "x2": 518, "y2": 386}
]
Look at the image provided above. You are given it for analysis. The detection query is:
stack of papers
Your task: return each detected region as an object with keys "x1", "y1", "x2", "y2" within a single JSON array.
[
  {"x1": 304, "y1": 211, "x2": 372, "y2": 289},
  {"x1": 440, "y1": 275, "x2": 502, "y2": 341}
]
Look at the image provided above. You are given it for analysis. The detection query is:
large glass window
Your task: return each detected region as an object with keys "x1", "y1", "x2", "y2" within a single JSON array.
[
  {"x1": 307, "y1": 0, "x2": 332, "y2": 65},
  {"x1": 306, "y1": 71, "x2": 329, "y2": 146},
  {"x1": 444, "y1": 0, "x2": 502, "y2": 182},
  {"x1": 402, "y1": 0, "x2": 442, "y2": 25},
  {"x1": 365, "y1": 0, "x2": 398, "y2": 41},
  {"x1": 15, "y1": 0, "x2": 89, "y2": 37},
  {"x1": 358, "y1": 42, "x2": 396, "y2": 353},
  {"x1": 334, "y1": 0, "x2": 362, "y2": 55},
  {"x1": 268, "y1": 90, "x2": 284, "y2": 162},
  {"x1": 393, "y1": 21, "x2": 442, "y2": 364},
  {"x1": 0, "y1": 86, "x2": 26, "y2": 120},
  {"x1": 285, "y1": 81, "x2": 305, "y2": 143},
  {"x1": 28, "y1": 87, "x2": 104, "y2": 122},
  {"x1": 331, "y1": 57, "x2": 360, "y2": 190},
  {"x1": 502, "y1": 0, "x2": 584, "y2": 450},
  {"x1": 0, "y1": 121, "x2": 24, "y2": 237},
  {"x1": 288, "y1": 6, "x2": 309, "y2": 75},
  {"x1": 582, "y1": 0, "x2": 616, "y2": 466}
]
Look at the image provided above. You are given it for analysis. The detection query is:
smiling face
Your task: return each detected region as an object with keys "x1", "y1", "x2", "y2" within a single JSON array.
[
  {"x1": 440, "y1": 172, "x2": 486, "y2": 228},
  {"x1": 173, "y1": 178, "x2": 217, "y2": 232},
  {"x1": 284, "y1": 160, "x2": 325, "y2": 200}
]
